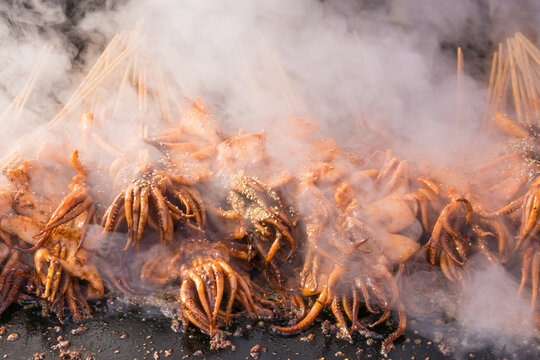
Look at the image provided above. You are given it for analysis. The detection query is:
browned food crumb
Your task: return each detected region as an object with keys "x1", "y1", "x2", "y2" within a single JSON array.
[
  {"x1": 52, "y1": 340, "x2": 71, "y2": 350},
  {"x1": 0, "y1": 326, "x2": 6, "y2": 336},
  {"x1": 335, "y1": 351, "x2": 345, "y2": 357},
  {"x1": 300, "y1": 333, "x2": 315, "y2": 342},
  {"x1": 249, "y1": 344, "x2": 267, "y2": 359},
  {"x1": 336, "y1": 326, "x2": 350, "y2": 340},
  {"x1": 71, "y1": 326, "x2": 88, "y2": 335},
  {"x1": 6, "y1": 333, "x2": 19, "y2": 341},
  {"x1": 209, "y1": 330, "x2": 233, "y2": 350},
  {"x1": 33, "y1": 354, "x2": 45, "y2": 360},
  {"x1": 120, "y1": 332, "x2": 129, "y2": 339},
  {"x1": 54, "y1": 326, "x2": 62, "y2": 333},
  {"x1": 59, "y1": 350, "x2": 82, "y2": 360},
  {"x1": 233, "y1": 327, "x2": 243, "y2": 337},
  {"x1": 321, "y1": 320, "x2": 337, "y2": 334},
  {"x1": 193, "y1": 350, "x2": 204, "y2": 356},
  {"x1": 164, "y1": 349, "x2": 173, "y2": 357},
  {"x1": 153, "y1": 351, "x2": 160, "y2": 359}
]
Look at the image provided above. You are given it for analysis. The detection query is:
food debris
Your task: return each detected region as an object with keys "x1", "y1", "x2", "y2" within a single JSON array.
[
  {"x1": 120, "y1": 332, "x2": 129, "y2": 339},
  {"x1": 0, "y1": 326, "x2": 6, "y2": 336},
  {"x1": 193, "y1": 350, "x2": 204, "y2": 356},
  {"x1": 6, "y1": 333, "x2": 19, "y2": 341},
  {"x1": 52, "y1": 340, "x2": 71, "y2": 350},
  {"x1": 334, "y1": 351, "x2": 345, "y2": 357},
  {"x1": 249, "y1": 344, "x2": 267, "y2": 359},
  {"x1": 164, "y1": 349, "x2": 173, "y2": 357},
  {"x1": 321, "y1": 320, "x2": 337, "y2": 334},
  {"x1": 209, "y1": 330, "x2": 233, "y2": 350},
  {"x1": 71, "y1": 326, "x2": 88, "y2": 335},
  {"x1": 59, "y1": 350, "x2": 82, "y2": 360},
  {"x1": 153, "y1": 351, "x2": 160, "y2": 359},
  {"x1": 33, "y1": 354, "x2": 45, "y2": 360},
  {"x1": 300, "y1": 333, "x2": 315, "y2": 342},
  {"x1": 233, "y1": 327, "x2": 244, "y2": 337}
]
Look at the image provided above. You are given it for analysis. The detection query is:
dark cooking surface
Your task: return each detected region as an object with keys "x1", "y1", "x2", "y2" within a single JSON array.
[{"x1": 0, "y1": 300, "x2": 538, "y2": 360}]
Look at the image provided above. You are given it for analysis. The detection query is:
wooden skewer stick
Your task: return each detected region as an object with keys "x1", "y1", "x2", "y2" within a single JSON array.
[
  {"x1": 507, "y1": 39, "x2": 525, "y2": 124},
  {"x1": 481, "y1": 51, "x2": 498, "y2": 132},
  {"x1": 510, "y1": 37, "x2": 532, "y2": 125},
  {"x1": 49, "y1": 33, "x2": 125, "y2": 125},
  {"x1": 0, "y1": 44, "x2": 52, "y2": 123},
  {"x1": 456, "y1": 47, "x2": 464, "y2": 134}
]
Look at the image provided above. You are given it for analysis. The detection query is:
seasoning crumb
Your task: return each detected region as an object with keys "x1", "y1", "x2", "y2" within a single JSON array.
[
  {"x1": 33, "y1": 354, "x2": 45, "y2": 360},
  {"x1": 71, "y1": 326, "x2": 88, "y2": 335},
  {"x1": 335, "y1": 351, "x2": 344, "y2": 357},
  {"x1": 0, "y1": 326, "x2": 6, "y2": 336},
  {"x1": 59, "y1": 350, "x2": 82, "y2": 360},
  {"x1": 414, "y1": 339, "x2": 422, "y2": 344},
  {"x1": 193, "y1": 350, "x2": 203, "y2": 356},
  {"x1": 114, "y1": 349, "x2": 120, "y2": 354},
  {"x1": 6, "y1": 333, "x2": 19, "y2": 341},
  {"x1": 250, "y1": 344, "x2": 266, "y2": 359},
  {"x1": 233, "y1": 327, "x2": 243, "y2": 337},
  {"x1": 300, "y1": 333, "x2": 315, "y2": 342},
  {"x1": 54, "y1": 326, "x2": 62, "y2": 333},
  {"x1": 153, "y1": 351, "x2": 160, "y2": 359},
  {"x1": 164, "y1": 349, "x2": 173, "y2": 357},
  {"x1": 209, "y1": 330, "x2": 233, "y2": 350},
  {"x1": 52, "y1": 340, "x2": 70, "y2": 350},
  {"x1": 120, "y1": 332, "x2": 129, "y2": 339},
  {"x1": 321, "y1": 320, "x2": 337, "y2": 334}
]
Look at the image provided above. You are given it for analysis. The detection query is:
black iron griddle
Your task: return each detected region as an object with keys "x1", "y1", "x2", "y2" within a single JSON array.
[{"x1": 0, "y1": 299, "x2": 538, "y2": 360}]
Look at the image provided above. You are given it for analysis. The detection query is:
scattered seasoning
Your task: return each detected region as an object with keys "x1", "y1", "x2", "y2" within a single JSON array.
[
  {"x1": 233, "y1": 327, "x2": 243, "y2": 337},
  {"x1": 249, "y1": 344, "x2": 267, "y2": 359},
  {"x1": 0, "y1": 326, "x2": 6, "y2": 336},
  {"x1": 6, "y1": 333, "x2": 19, "y2": 341},
  {"x1": 120, "y1": 332, "x2": 129, "y2": 339},
  {"x1": 193, "y1": 350, "x2": 204, "y2": 356},
  {"x1": 54, "y1": 326, "x2": 62, "y2": 333},
  {"x1": 71, "y1": 326, "x2": 88, "y2": 335},
  {"x1": 209, "y1": 330, "x2": 233, "y2": 350},
  {"x1": 321, "y1": 320, "x2": 337, "y2": 334},
  {"x1": 164, "y1": 349, "x2": 173, "y2": 357},
  {"x1": 300, "y1": 333, "x2": 315, "y2": 342},
  {"x1": 153, "y1": 351, "x2": 160, "y2": 359},
  {"x1": 334, "y1": 351, "x2": 345, "y2": 357},
  {"x1": 52, "y1": 340, "x2": 71, "y2": 350},
  {"x1": 59, "y1": 350, "x2": 82, "y2": 360},
  {"x1": 114, "y1": 350, "x2": 120, "y2": 354},
  {"x1": 33, "y1": 354, "x2": 45, "y2": 360}
]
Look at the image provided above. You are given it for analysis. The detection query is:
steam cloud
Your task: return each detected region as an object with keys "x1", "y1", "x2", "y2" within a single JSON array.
[{"x1": 1, "y1": 0, "x2": 539, "y2": 356}]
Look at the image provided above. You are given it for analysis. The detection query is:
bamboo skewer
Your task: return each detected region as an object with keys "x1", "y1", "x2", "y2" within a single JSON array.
[
  {"x1": 481, "y1": 51, "x2": 498, "y2": 132},
  {"x1": 456, "y1": 47, "x2": 464, "y2": 135}
]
